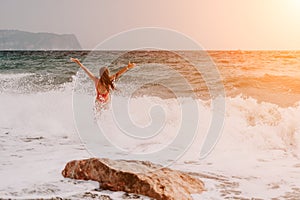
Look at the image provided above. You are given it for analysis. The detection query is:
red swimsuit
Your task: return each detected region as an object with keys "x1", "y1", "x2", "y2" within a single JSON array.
[
  {"x1": 96, "y1": 78, "x2": 115, "y2": 103},
  {"x1": 96, "y1": 89, "x2": 109, "y2": 103},
  {"x1": 96, "y1": 81, "x2": 109, "y2": 103}
]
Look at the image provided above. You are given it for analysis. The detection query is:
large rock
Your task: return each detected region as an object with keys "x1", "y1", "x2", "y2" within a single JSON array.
[{"x1": 62, "y1": 158, "x2": 205, "y2": 200}]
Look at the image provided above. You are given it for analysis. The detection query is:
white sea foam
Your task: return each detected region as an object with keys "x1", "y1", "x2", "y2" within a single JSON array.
[
  {"x1": 0, "y1": 84, "x2": 300, "y2": 199},
  {"x1": 0, "y1": 91, "x2": 75, "y2": 137},
  {"x1": 1, "y1": 86, "x2": 300, "y2": 161},
  {"x1": 0, "y1": 73, "x2": 35, "y2": 79}
]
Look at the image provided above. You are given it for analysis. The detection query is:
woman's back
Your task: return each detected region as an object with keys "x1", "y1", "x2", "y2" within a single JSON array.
[{"x1": 95, "y1": 78, "x2": 110, "y2": 103}]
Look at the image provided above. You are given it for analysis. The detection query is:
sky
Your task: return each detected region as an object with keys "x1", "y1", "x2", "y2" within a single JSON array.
[{"x1": 1, "y1": 0, "x2": 300, "y2": 50}]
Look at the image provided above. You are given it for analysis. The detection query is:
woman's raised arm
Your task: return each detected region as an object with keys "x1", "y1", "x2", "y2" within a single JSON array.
[
  {"x1": 70, "y1": 58, "x2": 97, "y2": 83},
  {"x1": 111, "y1": 62, "x2": 136, "y2": 81}
]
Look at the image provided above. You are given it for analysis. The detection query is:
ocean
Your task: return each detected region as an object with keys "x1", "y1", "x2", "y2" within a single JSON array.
[{"x1": 0, "y1": 50, "x2": 300, "y2": 199}]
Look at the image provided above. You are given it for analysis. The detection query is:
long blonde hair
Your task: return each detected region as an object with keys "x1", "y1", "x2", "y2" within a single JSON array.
[{"x1": 99, "y1": 67, "x2": 115, "y2": 92}]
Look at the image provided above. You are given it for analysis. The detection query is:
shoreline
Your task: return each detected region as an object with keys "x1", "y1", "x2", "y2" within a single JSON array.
[{"x1": 1, "y1": 126, "x2": 299, "y2": 199}]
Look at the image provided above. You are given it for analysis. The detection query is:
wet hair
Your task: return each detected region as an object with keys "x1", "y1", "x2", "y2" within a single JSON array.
[{"x1": 99, "y1": 67, "x2": 115, "y2": 92}]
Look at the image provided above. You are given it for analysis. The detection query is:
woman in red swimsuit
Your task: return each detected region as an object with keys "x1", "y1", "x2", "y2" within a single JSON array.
[{"x1": 70, "y1": 58, "x2": 135, "y2": 103}]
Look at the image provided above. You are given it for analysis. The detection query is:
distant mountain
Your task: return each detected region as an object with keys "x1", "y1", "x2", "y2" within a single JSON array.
[{"x1": 0, "y1": 30, "x2": 82, "y2": 50}]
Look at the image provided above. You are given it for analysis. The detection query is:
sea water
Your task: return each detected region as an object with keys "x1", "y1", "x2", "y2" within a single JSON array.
[{"x1": 0, "y1": 50, "x2": 300, "y2": 199}]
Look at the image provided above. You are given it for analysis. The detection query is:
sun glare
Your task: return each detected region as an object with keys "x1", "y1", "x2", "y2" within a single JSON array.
[{"x1": 286, "y1": 0, "x2": 300, "y2": 13}]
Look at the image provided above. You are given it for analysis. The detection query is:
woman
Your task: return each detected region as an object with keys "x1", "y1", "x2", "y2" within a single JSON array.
[{"x1": 70, "y1": 58, "x2": 135, "y2": 103}]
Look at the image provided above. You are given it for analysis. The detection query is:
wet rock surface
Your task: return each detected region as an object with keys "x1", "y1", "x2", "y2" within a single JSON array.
[{"x1": 62, "y1": 158, "x2": 204, "y2": 200}]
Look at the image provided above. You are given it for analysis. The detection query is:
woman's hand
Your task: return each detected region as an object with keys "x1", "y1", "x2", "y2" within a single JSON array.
[
  {"x1": 70, "y1": 57, "x2": 97, "y2": 82},
  {"x1": 70, "y1": 57, "x2": 81, "y2": 65},
  {"x1": 127, "y1": 61, "x2": 136, "y2": 69}
]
